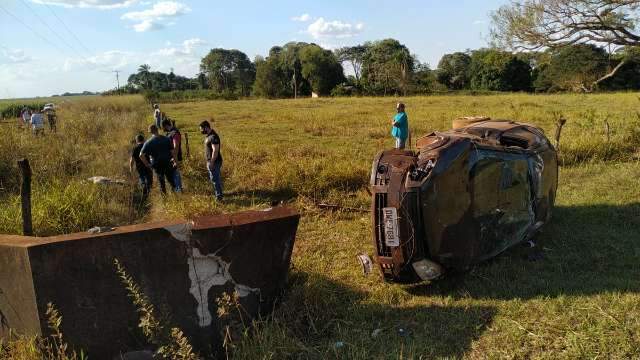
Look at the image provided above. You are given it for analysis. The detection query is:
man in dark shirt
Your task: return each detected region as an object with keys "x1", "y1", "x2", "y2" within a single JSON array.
[
  {"x1": 129, "y1": 134, "x2": 153, "y2": 197},
  {"x1": 139, "y1": 124, "x2": 176, "y2": 194},
  {"x1": 162, "y1": 119, "x2": 183, "y2": 192},
  {"x1": 199, "y1": 120, "x2": 223, "y2": 201}
]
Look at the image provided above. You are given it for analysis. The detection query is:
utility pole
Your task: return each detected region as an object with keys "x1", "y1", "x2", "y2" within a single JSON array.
[{"x1": 113, "y1": 70, "x2": 120, "y2": 94}]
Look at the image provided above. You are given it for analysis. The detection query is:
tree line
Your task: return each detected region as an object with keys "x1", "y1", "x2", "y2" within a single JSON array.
[{"x1": 107, "y1": 0, "x2": 640, "y2": 99}]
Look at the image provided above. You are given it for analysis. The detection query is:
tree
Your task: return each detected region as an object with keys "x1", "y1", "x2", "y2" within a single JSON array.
[
  {"x1": 361, "y1": 39, "x2": 416, "y2": 95},
  {"x1": 491, "y1": 0, "x2": 640, "y2": 90},
  {"x1": 200, "y1": 49, "x2": 256, "y2": 96},
  {"x1": 299, "y1": 45, "x2": 345, "y2": 96},
  {"x1": 469, "y1": 49, "x2": 532, "y2": 91},
  {"x1": 137, "y1": 64, "x2": 151, "y2": 89},
  {"x1": 335, "y1": 45, "x2": 368, "y2": 88},
  {"x1": 436, "y1": 52, "x2": 472, "y2": 90},
  {"x1": 253, "y1": 56, "x2": 290, "y2": 98},
  {"x1": 533, "y1": 44, "x2": 610, "y2": 92}
]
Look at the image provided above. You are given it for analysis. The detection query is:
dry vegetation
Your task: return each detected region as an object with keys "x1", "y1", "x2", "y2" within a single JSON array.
[{"x1": 1, "y1": 93, "x2": 639, "y2": 358}]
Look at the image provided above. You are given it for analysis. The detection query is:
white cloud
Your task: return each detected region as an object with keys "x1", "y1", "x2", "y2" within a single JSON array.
[
  {"x1": 307, "y1": 18, "x2": 364, "y2": 39},
  {"x1": 291, "y1": 13, "x2": 311, "y2": 22},
  {"x1": 153, "y1": 38, "x2": 206, "y2": 57},
  {"x1": 64, "y1": 50, "x2": 134, "y2": 71},
  {"x1": 30, "y1": 0, "x2": 138, "y2": 10},
  {"x1": 0, "y1": 49, "x2": 33, "y2": 64},
  {"x1": 121, "y1": 1, "x2": 191, "y2": 32}
]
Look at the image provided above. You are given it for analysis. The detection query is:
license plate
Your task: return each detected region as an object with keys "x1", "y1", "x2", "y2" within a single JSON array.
[{"x1": 382, "y1": 207, "x2": 399, "y2": 247}]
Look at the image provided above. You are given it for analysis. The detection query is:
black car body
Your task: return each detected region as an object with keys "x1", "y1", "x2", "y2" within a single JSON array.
[{"x1": 370, "y1": 118, "x2": 558, "y2": 283}]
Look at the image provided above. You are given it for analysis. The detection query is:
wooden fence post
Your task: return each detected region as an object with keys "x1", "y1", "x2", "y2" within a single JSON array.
[
  {"x1": 554, "y1": 116, "x2": 567, "y2": 151},
  {"x1": 184, "y1": 132, "x2": 190, "y2": 158},
  {"x1": 17, "y1": 159, "x2": 33, "y2": 236}
]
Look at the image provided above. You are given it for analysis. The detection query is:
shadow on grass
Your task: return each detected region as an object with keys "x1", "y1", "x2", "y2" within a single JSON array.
[
  {"x1": 405, "y1": 203, "x2": 640, "y2": 300},
  {"x1": 266, "y1": 272, "x2": 496, "y2": 359},
  {"x1": 226, "y1": 187, "x2": 297, "y2": 207}
]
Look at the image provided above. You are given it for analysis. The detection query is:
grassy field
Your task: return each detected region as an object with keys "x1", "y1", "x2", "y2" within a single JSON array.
[{"x1": 1, "y1": 93, "x2": 639, "y2": 358}]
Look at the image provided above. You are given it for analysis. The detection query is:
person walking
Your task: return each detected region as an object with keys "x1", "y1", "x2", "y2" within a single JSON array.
[
  {"x1": 30, "y1": 109, "x2": 45, "y2": 136},
  {"x1": 139, "y1": 124, "x2": 176, "y2": 194},
  {"x1": 20, "y1": 107, "x2": 31, "y2": 127},
  {"x1": 44, "y1": 105, "x2": 57, "y2": 133},
  {"x1": 161, "y1": 118, "x2": 183, "y2": 192},
  {"x1": 130, "y1": 134, "x2": 153, "y2": 197},
  {"x1": 153, "y1": 104, "x2": 162, "y2": 129},
  {"x1": 199, "y1": 120, "x2": 224, "y2": 201},
  {"x1": 391, "y1": 103, "x2": 409, "y2": 149}
]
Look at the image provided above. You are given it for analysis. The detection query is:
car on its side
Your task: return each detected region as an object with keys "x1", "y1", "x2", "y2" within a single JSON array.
[{"x1": 370, "y1": 117, "x2": 558, "y2": 283}]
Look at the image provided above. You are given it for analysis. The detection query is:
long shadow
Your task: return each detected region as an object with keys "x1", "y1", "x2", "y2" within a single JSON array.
[
  {"x1": 406, "y1": 203, "x2": 640, "y2": 300},
  {"x1": 274, "y1": 272, "x2": 496, "y2": 359}
]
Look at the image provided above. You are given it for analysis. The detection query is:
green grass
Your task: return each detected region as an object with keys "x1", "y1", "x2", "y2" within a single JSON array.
[{"x1": 1, "y1": 93, "x2": 639, "y2": 358}]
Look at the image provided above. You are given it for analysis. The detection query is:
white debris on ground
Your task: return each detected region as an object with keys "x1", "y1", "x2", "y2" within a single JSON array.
[{"x1": 86, "y1": 176, "x2": 126, "y2": 185}]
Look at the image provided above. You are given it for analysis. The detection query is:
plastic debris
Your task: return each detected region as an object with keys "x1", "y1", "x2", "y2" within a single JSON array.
[
  {"x1": 87, "y1": 226, "x2": 116, "y2": 234},
  {"x1": 357, "y1": 253, "x2": 373, "y2": 276}
]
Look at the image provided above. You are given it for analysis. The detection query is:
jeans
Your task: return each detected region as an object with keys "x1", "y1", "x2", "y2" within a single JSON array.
[
  {"x1": 395, "y1": 137, "x2": 406, "y2": 149},
  {"x1": 173, "y1": 168, "x2": 183, "y2": 192},
  {"x1": 138, "y1": 170, "x2": 153, "y2": 197},
  {"x1": 207, "y1": 161, "x2": 224, "y2": 200},
  {"x1": 153, "y1": 161, "x2": 176, "y2": 194}
]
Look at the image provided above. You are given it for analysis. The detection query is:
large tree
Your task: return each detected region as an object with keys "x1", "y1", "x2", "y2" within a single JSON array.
[
  {"x1": 491, "y1": 0, "x2": 640, "y2": 90},
  {"x1": 361, "y1": 39, "x2": 416, "y2": 95},
  {"x1": 436, "y1": 52, "x2": 472, "y2": 90},
  {"x1": 300, "y1": 45, "x2": 345, "y2": 96},
  {"x1": 200, "y1": 48, "x2": 256, "y2": 96},
  {"x1": 335, "y1": 45, "x2": 368, "y2": 88},
  {"x1": 469, "y1": 49, "x2": 532, "y2": 91}
]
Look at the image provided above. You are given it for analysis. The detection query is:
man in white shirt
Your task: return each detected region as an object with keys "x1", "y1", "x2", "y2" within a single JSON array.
[{"x1": 30, "y1": 110, "x2": 45, "y2": 135}]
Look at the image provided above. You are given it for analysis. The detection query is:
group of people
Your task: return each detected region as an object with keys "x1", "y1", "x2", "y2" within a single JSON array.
[
  {"x1": 19, "y1": 105, "x2": 57, "y2": 135},
  {"x1": 129, "y1": 104, "x2": 224, "y2": 201},
  {"x1": 128, "y1": 102, "x2": 406, "y2": 203}
]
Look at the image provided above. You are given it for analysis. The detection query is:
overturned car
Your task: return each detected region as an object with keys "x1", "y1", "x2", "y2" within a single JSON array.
[{"x1": 370, "y1": 117, "x2": 558, "y2": 283}]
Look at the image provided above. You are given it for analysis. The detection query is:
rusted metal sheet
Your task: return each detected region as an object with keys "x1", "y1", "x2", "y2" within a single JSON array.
[
  {"x1": 0, "y1": 207, "x2": 299, "y2": 359},
  {"x1": 371, "y1": 118, "x2": 558, "y2": 283}
]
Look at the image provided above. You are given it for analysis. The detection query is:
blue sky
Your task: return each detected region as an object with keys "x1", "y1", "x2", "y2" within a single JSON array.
[{"x1": 0, "y1": 0, "x2": 507, "y2": 98}]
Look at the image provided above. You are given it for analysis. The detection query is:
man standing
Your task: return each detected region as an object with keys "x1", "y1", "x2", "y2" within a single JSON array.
[
  {"x1": 153, "y1": 104, "x2": 162, "y2": 129},
  {"x1": 199, "y1": 120, "x2": 223, "y2": 201},
  {"x1": 20, "y1": 107, "x2": 31, "y2": 127},
  {"x1": 30, "y1": 109, "x2": 45, "y2": 136},
  {"x1": 44, "y1": 105, "x2": 57, "y2": 133},
  {"x1": 161, "y1": 119, "x2": 183, "y2": 192},
  {"x1": 130, "y1": 134, "x2": 153, "y2": 197},
  {"x1": 391, "y1": 103, "x2": 409, "y2": 149},
  {"x1": 139, "y1": 124, "x2": 176, "y2": 194}
]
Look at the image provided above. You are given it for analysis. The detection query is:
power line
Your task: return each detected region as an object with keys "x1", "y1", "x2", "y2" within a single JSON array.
[
  {"x1": 0, "y1": 3, "x2": 67, "y2": 56},
  {"x1": 43, "y1": 2, "x2": 93, "y2": 56},
  {"x1": 18, "y1": 0, "x2": 85, "y2": 59}
]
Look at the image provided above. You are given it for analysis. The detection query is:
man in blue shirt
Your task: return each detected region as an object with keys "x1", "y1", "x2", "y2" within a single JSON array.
[
  {"x1": 391, "y1": 103, "x2": 409, "y2": 149},
  {"x1": 139, "y1": 124, "x2": 177, "y2": 194}
]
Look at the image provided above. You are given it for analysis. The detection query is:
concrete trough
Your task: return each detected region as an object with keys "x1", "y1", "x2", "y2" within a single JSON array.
[{"x1": 0, "y1": 207, "x2": 300, "y2": 358}]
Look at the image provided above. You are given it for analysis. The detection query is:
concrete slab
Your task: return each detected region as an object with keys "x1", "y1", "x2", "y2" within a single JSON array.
[{"x1": 0, "y1": 207, "x2": 299, "y2": 359}]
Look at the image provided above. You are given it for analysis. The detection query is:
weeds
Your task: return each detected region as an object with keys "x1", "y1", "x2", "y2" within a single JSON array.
[{"x1": 114, "y1": 259, "x2": 199, "y2": 360}]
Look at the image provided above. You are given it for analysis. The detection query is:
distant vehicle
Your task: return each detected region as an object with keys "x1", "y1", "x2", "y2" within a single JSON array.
[{"x1": 370, "y1": 117, "x2": 558, "y2": 283}]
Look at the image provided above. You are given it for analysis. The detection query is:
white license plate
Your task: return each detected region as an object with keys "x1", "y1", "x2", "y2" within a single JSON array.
[{"x1": 382, "y1": 207, "x2": 399, "y2": 247}]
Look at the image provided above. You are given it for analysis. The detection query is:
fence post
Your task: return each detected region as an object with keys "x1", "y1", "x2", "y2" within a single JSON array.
[
  {"x1": 17, "y1": 159, "x2": 33, "y2": 236},
  {"x1": 184, "y1": 132, "x2": 190, "y2": 158},
  {"x1": 554, "y1": 116, "x2": 567, "y2": 151}
]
